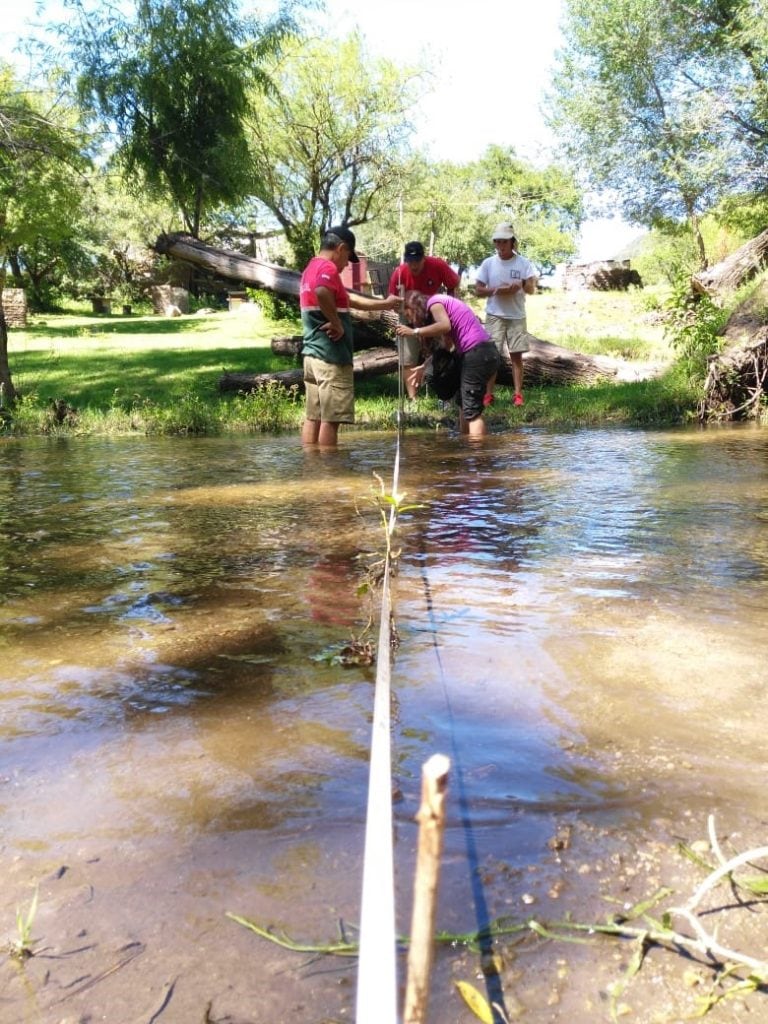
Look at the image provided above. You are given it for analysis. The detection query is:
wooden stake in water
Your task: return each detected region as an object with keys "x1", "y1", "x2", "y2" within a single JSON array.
[{"x1": 404, "y1": 753, "x2": 450, "y2": 1024}]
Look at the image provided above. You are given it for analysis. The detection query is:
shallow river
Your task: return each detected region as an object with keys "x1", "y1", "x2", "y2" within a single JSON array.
[{"x1": 1, "y1": 425, "x2": 767, "y2": 1023}]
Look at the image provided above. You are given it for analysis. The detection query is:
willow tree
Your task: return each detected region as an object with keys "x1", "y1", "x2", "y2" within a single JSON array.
[
  {"x1": 62, "y1": 0, "x2": 304, "y2": 239},
  {"x1": 547, "y1": 0, "x2": 751, "y2": 268},
  {"x1": 243, "y1": 32, "x2": 422, "y2": 267},
  {"x1": 0, "y1": 66, "x2": 88, "y2": 401}
]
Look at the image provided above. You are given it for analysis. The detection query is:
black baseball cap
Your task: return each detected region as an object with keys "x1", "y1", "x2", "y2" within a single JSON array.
[
  {"x1": 327, "y1": 224, "x2": 359, "y2": 262},
  {"x1": 404, "y1": 241, "x2": 425, "y2": 262}
]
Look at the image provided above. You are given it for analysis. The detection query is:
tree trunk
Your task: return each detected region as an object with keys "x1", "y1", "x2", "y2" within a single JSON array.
[
  {"x1": 155, "y1": 232, "x2": 303, "y2": 296},
  {"x1": 219, "y1": 336, "x2": 618, "y2": 394},
  {"x1": 691, "y1": 228, "x2": 768, "y2": 300},
  {"x1": 0, "y1": 270, "x2": 18, "y2": 403},
  {"x1": 271, "y1": 336, "x2": 303, "y2": 358},
  {"x1": 688, "y1": 206, "x2": 708, "y2": 270}
]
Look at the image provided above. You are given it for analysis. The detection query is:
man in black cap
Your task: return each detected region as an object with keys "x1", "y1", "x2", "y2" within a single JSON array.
[
  {"x1": 387, "y1": 241, "x2": 460, "y2": 398},
  {"x1": 299, "y1": 225, "x2": 402, "y2": 446}
]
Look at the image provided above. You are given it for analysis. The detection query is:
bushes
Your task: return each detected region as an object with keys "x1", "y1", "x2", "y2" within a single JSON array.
[
  {"x1": 663, "y1": 283, "x2": 728, "y2": 382},
  {"x1": 247, "y1": 287, "x2": 299, "y2": 322}
]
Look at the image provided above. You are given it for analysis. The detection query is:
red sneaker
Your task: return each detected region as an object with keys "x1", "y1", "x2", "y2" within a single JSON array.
[
  {"x1": 513, "y1": 393, "x2": 524, "y2": 406},
  {"x1": 482, "y1": 393, "x2": 495, "y2": 407}
]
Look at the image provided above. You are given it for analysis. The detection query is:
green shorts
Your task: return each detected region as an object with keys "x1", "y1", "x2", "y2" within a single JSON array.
[
  {"x1": 486, "y1": 315, "x2": 530, "y2": 356},
  {"x1": 303, "y1": 356, "x2": 354, "y2": 424}
]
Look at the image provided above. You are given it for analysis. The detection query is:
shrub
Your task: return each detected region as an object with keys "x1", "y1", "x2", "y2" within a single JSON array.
[
  {"x1": 247, "y1": 287, "x2": 299, "y2": 322},
  {"x1": 230, "y1": 380, "x2": 301, "y2": 433},
  {"x1": 664, "y1": 282, "x2": 728, "y2": 382}
]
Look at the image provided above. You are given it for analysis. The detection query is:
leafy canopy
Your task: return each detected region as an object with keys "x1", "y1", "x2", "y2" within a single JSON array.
[
  {"x1": 0, "y1": 62, "x2": 90, "y2": 397},
  {"x1": 243, "y1": 31, "x2": 423, "y2": 267},
  {"x1": 63, "y1": 0, "x2": 305, "y2": 238},
  {"x1": 548, "y1": 0, "x2": 768, "y2": 266}
]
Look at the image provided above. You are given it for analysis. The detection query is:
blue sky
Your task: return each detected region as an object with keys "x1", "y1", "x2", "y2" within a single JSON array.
[{"x1": 3, "y1": 0, "x2": 644, "y2": 260}]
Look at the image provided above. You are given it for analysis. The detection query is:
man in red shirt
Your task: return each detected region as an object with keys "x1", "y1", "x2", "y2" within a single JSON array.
[
  {"x1": 300, "y1": 225, "x2": 401, "y2": 446},
  {"x1": 387, "y1": 241, "x2": 460, "y2": 399}
]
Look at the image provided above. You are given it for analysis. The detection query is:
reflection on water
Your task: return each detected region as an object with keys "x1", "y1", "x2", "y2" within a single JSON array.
[{"x1": 1, "y1": 425, "x2": 768, "y2": 1013}]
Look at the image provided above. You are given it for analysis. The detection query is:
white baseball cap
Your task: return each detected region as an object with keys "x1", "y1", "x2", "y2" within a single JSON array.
[{"x1": 492, "y1": 222, "x2": 516, "y2": 240}]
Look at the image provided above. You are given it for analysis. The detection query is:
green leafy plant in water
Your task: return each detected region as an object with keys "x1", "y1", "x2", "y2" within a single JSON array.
[
  {"x1": 369, "y1": 471, "x2": 424, "y2": 566},
  {"x1": 10, "y1": 887, "x2": 39, "y2": 960}
]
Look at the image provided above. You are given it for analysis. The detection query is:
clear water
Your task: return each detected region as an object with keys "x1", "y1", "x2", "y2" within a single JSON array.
[{"x1": 1, "y1": 425, "x2": 767, "y2": 1020}]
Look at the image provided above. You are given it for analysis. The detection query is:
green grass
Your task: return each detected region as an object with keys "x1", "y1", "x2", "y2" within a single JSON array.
[{"x1": 2, "y1": 289, "x2": 700, "y2": 436}]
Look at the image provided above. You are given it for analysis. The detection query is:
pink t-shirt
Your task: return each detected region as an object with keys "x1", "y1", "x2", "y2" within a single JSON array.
[{"x1": 426, "y1": 295, "x2": 490, "y2": 353}]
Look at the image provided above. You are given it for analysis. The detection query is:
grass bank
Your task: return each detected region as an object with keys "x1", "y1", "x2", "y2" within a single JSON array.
[{"x1": 3, "y1": 288, "x2": 700, "y2": 435}]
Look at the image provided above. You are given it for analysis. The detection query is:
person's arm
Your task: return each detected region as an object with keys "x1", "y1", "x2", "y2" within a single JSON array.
[
  {"x1": 474, "y1": 278, "x2": 495, "y2": 298},
  {"x1": 474, "y1": 260, "x2": 495, "y2": 298},
  {"x1": 480, "y1": 277, "x2": 526, "y2": 297},
  {"x1": 314, "y1": 285, "x2": 345, "y2": 340},
  {"x1": 349, "y1": 292, "x2": 403, "y2": 312},
  {"x1": 395, "y1": 302, "x2": 451, "y2": 387}
]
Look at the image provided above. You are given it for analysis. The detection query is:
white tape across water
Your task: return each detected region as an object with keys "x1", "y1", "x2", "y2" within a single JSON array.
[{"x1": 355, "y1": 334, "x2": 404, "y2": 1024}]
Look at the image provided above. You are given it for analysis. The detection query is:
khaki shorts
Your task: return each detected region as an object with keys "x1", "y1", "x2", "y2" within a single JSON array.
[
  {"x1": 486, "y1": 315, "x2": 530, "y2": 356},
  {"x1": 303, "y1": 355, "x2": 354, "y2": 424}
]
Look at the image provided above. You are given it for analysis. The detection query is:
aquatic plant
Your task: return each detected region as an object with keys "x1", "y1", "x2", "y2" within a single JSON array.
[
  {"x1": 10, "y1": 887, "x2": 39, "y2": 960},
  {"x1": 368, "y1": 471, "x2": 424, "y2": 566}
]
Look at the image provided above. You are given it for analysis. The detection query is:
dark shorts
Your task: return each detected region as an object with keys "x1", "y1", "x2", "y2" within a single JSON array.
[{"x1": 460, "y1": 342, "x2": 500, "y2": 420}]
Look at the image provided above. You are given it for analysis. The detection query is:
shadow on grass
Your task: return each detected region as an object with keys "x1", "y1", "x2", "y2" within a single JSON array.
[
  {"x1": 23, "y1": 314, "x2": 217, "y2": 340},
  {"x1": 12, "y1": 345, "x2": 287, "y2": 406}
]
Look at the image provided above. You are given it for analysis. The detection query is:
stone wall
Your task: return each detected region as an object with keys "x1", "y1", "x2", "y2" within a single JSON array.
[{"x1": 1, "y1": 288, "x2": 28, "y2": 328}]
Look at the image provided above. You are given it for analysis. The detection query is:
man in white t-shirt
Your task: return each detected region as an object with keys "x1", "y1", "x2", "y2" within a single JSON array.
[{"x1": 474, "y1": 223, "x2": 538, "y2": 406}]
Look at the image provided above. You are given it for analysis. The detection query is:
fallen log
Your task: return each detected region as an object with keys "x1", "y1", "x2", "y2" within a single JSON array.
[
  {"x1": 271, "y1": 336, "x2": 303, "y2": 358},
  {"x1": 155, "y1": 231, "x2": 302, "y2": 295},
  {"x1": 219, "y1": 335, "x2": 618, "y2": 393},
  {"x1": 691, "y1": 228, "x2": 768, "y2": 300},
  {"x1": 522, "y1": 334, "x2": 618, "y2": 386},
  {"x1": 154, "y1": 231, "x2": 397, "y2": 346},
  {"x1": 220, "y1": 347, "x2": 398, "y2": 394}
]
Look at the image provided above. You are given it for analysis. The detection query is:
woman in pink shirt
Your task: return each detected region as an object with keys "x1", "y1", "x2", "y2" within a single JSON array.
[{"x1": 396, "y1": 291, "x2": 500, "y2": 437}]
